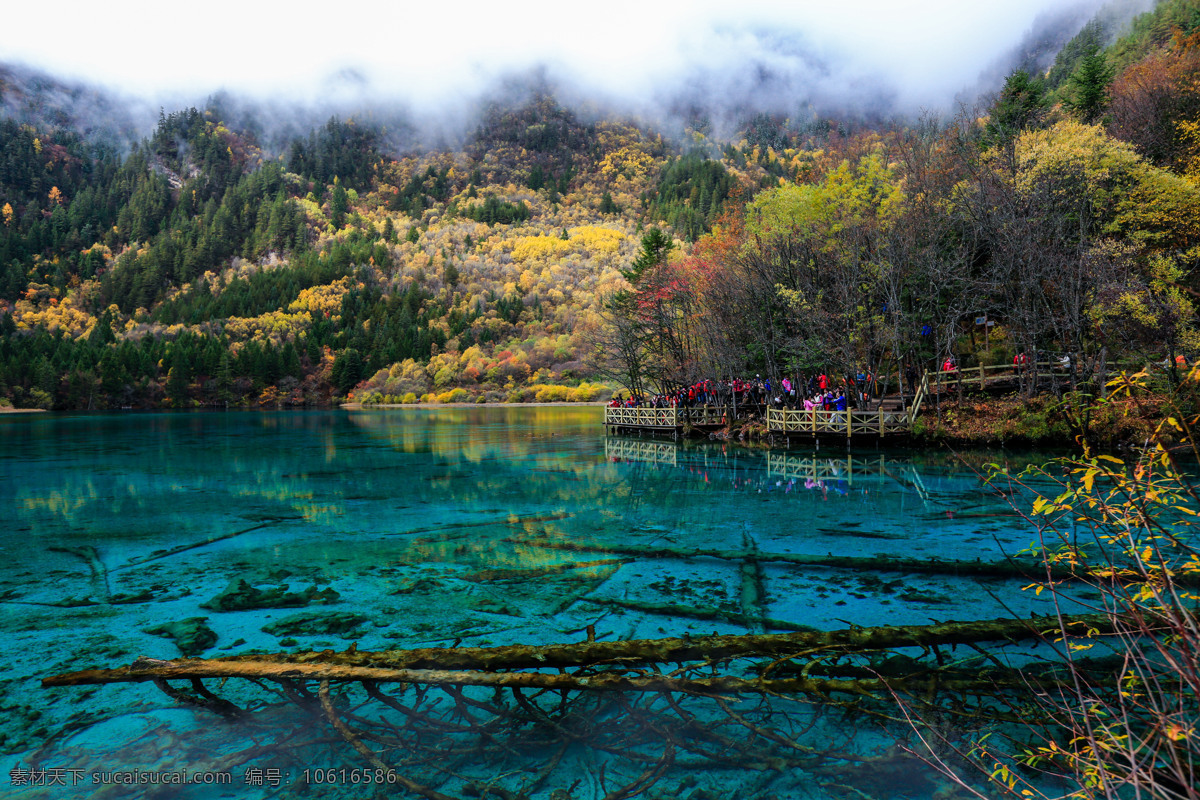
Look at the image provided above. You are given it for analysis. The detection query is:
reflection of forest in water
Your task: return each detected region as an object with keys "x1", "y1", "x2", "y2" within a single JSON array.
[
  {"x1": 0, "y1": 409, "x2": 1071, "y2": 799},
  {"x1": 5, "y1": 407, "x2": 1043, "y2": 529},
  {"x1": 2, "y1": 408, "x2": 1061, "y2": 589}
]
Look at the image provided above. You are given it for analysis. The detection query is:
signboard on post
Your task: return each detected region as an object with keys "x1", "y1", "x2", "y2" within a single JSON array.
[{"x1": 975, "y1": 314, "x2": 990, "y2": 349}]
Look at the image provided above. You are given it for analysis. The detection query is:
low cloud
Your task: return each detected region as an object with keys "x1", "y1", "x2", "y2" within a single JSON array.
[{"x1": 1, "y1": 0, "x2": 1150, "y2": 140}]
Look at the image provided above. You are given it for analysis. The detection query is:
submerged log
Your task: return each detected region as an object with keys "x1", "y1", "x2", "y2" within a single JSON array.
[
  {"x1": 575, "y1": 596, "x2": 815, "y2": 632},
  {"x1": 40, "y1": 657, "x2": 1069, "y2": 697},
  {"x1": 739, "y1": 533, "x2": 768, "y2": 634},
  {"x1": 44, "y1": 612, "x2": 1116, "y2": 688},
  {"x1": 512, "y1": 537, "x2": 1174, "y2": 584},
  {"x1": 460, "y1": 559, "x2": 626, "y2": 583},
  {"x1": 117, "y1": 520, "x2": 293, "y2": 570},
  {"x1": 402, "y1": 512, "x2": 576, "y2": 542},
  {"x1": 48, "y1": 545, "x2": 110, "y2": 603}
]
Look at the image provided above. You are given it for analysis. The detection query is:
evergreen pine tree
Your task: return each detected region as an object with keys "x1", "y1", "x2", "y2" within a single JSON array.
[
  {"x1": 166, "y1": 363, "x2": 189, "y2": 406},
  {"x1": 527, "y1": 164, "x2": 545, "y2": 190},
  {"x1": 1065, "y1": 45, "x2": 1114, "y2": 123},
  {"x1": 216, "y1": 351, "x2": 234, "y2": 406},
  {"x1": 987, "y1": 70, "x2": 1048, "y2": 143},
  {"x1": 624, "y1": 228, "x2": 673, "y2": 284},
  {"x1": 282, "y1": 343, "x2": 302, "y2": 380},
  {"x1": 330, "y1": 181, "x2": 349, "y2": 229},
  {"x1": 99, "y1": 350, "x2": 124, "y2": 400},
  {"x1": 331, "y1": 348, "x2": 363, "y2": 395}
]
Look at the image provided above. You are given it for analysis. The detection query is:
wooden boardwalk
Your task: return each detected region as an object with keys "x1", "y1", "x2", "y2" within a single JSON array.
[
  {"x1": 602, "y1": 361, "x2": 1069, "y2": 441},
  {"x1": 767, "y1": 407, "x2": 910, "y2": 439},
  {"x1": 602, "y1": 404, "x2": 912, "y2": 440},
  {"x1": 929, "y1": 361, "x2": 1070, "y2": 395},
  {"x1": 603, "y1": 406, "x2": 733, "y2": 438}
]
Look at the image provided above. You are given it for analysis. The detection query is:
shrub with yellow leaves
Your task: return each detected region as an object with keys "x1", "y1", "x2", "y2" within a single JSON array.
[{"x1": 922, "y1": 366, "x2": 1200, "y2": 799}]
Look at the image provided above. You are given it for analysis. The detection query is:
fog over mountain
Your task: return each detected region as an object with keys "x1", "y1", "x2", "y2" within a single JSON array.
[{"x1": 1, "y1": 0, "x2": 1153, "y2": 143}]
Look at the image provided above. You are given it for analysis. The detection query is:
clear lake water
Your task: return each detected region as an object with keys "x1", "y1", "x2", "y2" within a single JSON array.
[{"x1": 0, "y1": 407, "x2": 1077, "y2": 799}]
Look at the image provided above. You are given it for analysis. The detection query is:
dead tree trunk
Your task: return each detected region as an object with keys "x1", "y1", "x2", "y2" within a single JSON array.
[{"x1": 44, "y1": 612, "x2": 1118, "y2": 688}]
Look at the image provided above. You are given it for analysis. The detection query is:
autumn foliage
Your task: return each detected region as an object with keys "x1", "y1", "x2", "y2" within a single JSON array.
[{"x1": 3, "y1": 0, "x2": 1200, "y2": 410}]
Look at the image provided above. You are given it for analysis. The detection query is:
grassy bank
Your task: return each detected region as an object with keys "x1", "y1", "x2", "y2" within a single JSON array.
[{"x1": 910, "y1": 391, "x2": 1174, "y2": 451}]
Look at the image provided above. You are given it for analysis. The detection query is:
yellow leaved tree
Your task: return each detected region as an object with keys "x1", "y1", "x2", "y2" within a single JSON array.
[{"x1": 922, "y1": 366, "x2": 1200, "y2": 799}]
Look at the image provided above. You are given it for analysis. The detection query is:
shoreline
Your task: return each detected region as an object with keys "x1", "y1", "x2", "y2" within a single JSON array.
[
  {"x1": 341, "y1": 401, "x2": 608, "y2": 409},
  {"x1": 0, "y1": 400, "x2": 1155, "y2": 453}
]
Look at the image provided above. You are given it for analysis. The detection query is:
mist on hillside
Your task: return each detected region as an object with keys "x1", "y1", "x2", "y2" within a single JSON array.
[{"x1": 0, "y1": 0, "x2": 1155, "y2": 150}]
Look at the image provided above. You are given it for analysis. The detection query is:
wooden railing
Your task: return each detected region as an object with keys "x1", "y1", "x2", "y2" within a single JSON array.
[
  {"x1": 930, "y1": 361, "x2": 1069, "y2": 391},
  {"x1": 909, "y1": 372, "x2": 929, "y2": 424},
  {"x1": 766, "y1": 408, "x2": 910, "y2": 436},
  {"x1": 604, "y1": 406, "x2": 681, "y2": 428},
  {"x1": 603, "y1": 406, "x2": 734, "y2": 429},
  {"x1": 683, "y1": 406, "x2": 735, "y2": 426}
]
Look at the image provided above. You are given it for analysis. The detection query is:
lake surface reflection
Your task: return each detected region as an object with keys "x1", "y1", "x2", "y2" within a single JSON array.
[{"x1": 0, "y1": 408, "x2": 1063, "y2": 798}]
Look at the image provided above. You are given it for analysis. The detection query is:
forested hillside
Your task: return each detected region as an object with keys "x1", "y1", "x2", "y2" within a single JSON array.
[
  {"x1": 2, "y1": 0, "x2": 1200, "y2": 410},
  {"x1": 0, "y1": 93, "x2": 727, "y2": 408},
  {"x1": 589, "y1": 0, "x2": 1200, "y2": 403}
]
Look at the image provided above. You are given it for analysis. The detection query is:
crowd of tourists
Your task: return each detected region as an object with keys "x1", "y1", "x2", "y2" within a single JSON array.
[{"x1": 607, "y1": 371, "x2": 879, "y2": 412}]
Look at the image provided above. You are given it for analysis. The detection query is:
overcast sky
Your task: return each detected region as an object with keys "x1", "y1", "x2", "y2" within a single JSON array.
[{"x1": 3, "y1": 0, "x2": 1109, "y2": 116}]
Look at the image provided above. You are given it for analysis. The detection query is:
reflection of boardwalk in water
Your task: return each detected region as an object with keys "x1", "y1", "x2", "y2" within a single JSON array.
[
  {"x1": 605, "y1": 437, "x2": 935, "y2": 509},
  {"x1": 765, "y1": 453, "x2": 878, "y2": 487},
  {"x1": 604, "y1": 437, "x2": 678, "y2": 466},
  {"x1": 606, "y1": 436, "x2": 884, "y2": 486}
]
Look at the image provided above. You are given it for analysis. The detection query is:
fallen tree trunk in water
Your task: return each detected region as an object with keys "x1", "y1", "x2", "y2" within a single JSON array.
[
  {"x1": 40, "y1": 612, "x2": 1138, "y2": 800},
  {"x1": 459, "y1": 558, "x2": 626, "y2": 583},
  {"x1": 44, "y1": 612, "x2": 1115, "y2": 688},
  {"x1": 512, "y1": 537, "x2": 1063, "y2": 580},
  {"x1": 739, "y1": 533, "x2": 768, "y2": 634},
  {"x1": 575, "y1": 596, "x2": 816, "y2": 632},
  {"x1": 40, "y1": 656, "x2": 1080, "y2": 696},
  {"x1": 513, "y1": 537, "x2": 1200, "y2": 586}
]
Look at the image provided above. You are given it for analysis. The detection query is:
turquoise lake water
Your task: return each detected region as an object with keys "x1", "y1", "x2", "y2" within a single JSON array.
[{"x1": 0, "y1": 408, "x2": 1070, "y2": 798}]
